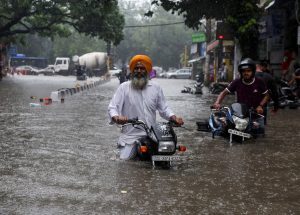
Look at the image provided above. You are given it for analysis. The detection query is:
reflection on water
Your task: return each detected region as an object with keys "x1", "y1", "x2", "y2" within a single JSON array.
[{"x1": 0, "y1": 76, "x2": 299, "y2": 214}]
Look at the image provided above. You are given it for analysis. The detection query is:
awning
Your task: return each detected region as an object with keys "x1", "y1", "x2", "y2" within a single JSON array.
[
  {"x1": 265, "y1": 0, "x2": 289, "y2": 10},
  {"x1": 265, "y1": 0, "x2": 275, "y2": 9},
  {"x1": 188, "y1": 56, "x2": 205, "y2": 63}
]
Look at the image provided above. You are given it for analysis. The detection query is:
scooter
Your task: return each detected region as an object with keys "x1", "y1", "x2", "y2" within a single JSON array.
[
  {"x1": 197, "y1": 103, "x2": 265, "y2": 145},
  {"x1": 181, "y1": 75, "x2": 203, "y2": 94},
  {"x1": 277, "y1": 79, "x2": 299, "y2": 109},
  {"x1": 125, "y1": 118, "x2": 186, "y2": 168}
]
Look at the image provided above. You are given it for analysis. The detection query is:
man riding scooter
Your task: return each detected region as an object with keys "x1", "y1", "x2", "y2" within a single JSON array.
[{"x1": 213, "y1": 58, "x2": 269, "y2": 128}]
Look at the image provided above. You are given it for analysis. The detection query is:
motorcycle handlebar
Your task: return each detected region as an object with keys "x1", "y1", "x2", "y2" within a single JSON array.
[
  {"x1": 126, "y1": 117, "x2": 181, "y2": 128},
  {"x1": 126, "y1": 117, "x2": 139, "y2": 124},
  {"x1": 168, "y1": 119, "x2": 182, "y2": 127}
]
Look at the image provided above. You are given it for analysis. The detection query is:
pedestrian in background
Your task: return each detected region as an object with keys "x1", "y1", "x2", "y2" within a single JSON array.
[
  {"x1": 289, "y1": 62, "x2": 300, "y2": 97},
  {"x1": 256, "y1": 62, "x2": 279, "y2": 124},
  {"x1": 221, "y1": 62, "x2": 227, "y2": 82},
  {"x1": 282, "y1": 49, "x2": 299, "y2": 84},
  {"x1": 118, "y1": 64, "x2": 127, "y2": 84},
  {"x1": 260, "y1": 60, "x2": 273, "y2": 76}
]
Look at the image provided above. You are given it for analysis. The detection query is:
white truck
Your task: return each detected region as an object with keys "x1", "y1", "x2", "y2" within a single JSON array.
[{"x1": 50, "y1": 52, "x2": 108, "y2": 76}]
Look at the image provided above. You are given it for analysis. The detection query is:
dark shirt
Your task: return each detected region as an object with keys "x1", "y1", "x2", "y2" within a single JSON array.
[
  {"x1": 256, "y1": 72, "x2": 279, "y2": 108},
  {"x1": 118, "y1": 71, "x2": 127, "y2": 84},
  {"x1": 295, "y1": 68, "x2": 300, "y2": 87},
  {"x1": 226, "y1": 78, "x2": 268, "y2": 109}
]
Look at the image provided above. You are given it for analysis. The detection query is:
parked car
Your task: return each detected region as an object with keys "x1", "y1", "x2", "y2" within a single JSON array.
[
  {"x1": 166, "y1": 68, "x2": 192, "y2": 79},
  {"x1": 159, "y1": 68, "x2": 176, "y2": 78},
  {"x1": 37, "y1": 66, "x2": 55, "y2": 76},
  {"x1": 15, "y1": 65, "x2": 39, "y2": 75}
]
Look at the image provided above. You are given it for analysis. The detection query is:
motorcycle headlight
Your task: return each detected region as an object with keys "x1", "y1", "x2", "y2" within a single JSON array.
[
  {"x1": 232, "y1": 115, "x2": 249, "y2": 131},
  {"x1": 158, "y1": 141, "x2": 176, "y2": 153}
]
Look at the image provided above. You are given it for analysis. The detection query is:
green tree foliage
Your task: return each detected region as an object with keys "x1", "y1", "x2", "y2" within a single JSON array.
[
  {"x1": 0, "y1": 0, "x2": 125, "y2": 45},
  {"x1": 152, "y1": 0, "x2": 262, "y2": 59},
  {"x1": 116, "y1": 1, "x2": 194, "y2": 69},
  {"x1": 50, "y1": 33, "x2": 106, "y2": 62}
]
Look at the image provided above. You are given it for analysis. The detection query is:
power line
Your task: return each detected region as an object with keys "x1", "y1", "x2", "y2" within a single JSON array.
[{"x1": 124, "y1": 21, "x2": 185, "y2": 28}]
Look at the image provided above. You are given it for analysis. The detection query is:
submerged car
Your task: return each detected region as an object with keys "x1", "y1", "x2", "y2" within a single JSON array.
[
  {"x1": 15, "y1": 65, "x2": 39, "y2": 75},
  {"x1": 37, "y1": 66, "x2": 55, "y2": 76}
]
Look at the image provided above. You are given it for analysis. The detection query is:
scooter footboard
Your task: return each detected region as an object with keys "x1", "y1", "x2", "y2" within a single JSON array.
[{"x1": 196, "y1": 120, "x2": 211, "y2": 132}]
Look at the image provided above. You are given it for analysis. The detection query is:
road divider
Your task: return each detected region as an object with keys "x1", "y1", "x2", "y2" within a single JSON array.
[
  {"x1": 30, "y1": 77, "x2": 109, "y2": 107},
  {"x1": 49, "y1": 78, "x2": 109, "y2": 103}
]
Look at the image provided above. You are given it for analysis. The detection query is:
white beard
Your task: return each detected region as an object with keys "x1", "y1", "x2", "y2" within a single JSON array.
[{"x1": 131, "y1": 76, "x2": 148, "y2": 90}]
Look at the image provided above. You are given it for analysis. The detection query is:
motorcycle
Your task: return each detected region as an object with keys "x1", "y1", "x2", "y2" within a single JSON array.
[
  {"x1": 276, "y1": 79, "x2": 299, "y2": 109},
  {"x1": 181, "y1": 75, "x2": 203, "y2": 94},
  {"x1": 197, "y1": 103, "x2": 265, "y2": 145},
  {"x1": 209, "y1": 82, "x2": 228, "y2": 94},
  {"x1": 75, "y1": 65, "x2": 87, "y2": 81},
  {"x1": 125, "y1": 118, "x2": 186, "y2": 168}
]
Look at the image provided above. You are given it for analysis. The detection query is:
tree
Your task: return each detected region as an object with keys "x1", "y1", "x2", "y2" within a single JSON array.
[
  {"x1": 151, "y1": 0, "x2": 262, "y2": 59},
  {"x1": 116, "y1": 1, "x2": 194, "y2": 69},
  {"x1": 0, "y1": 0, "x2": 125, "y2": 45}
]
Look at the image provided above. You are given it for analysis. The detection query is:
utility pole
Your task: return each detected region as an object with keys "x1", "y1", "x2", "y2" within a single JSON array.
[
  {"x1": 184, "y1": 45, "x2": 188, "y2": 67},
  {"x1": 204, "y1": 18, "x2": 212, "y2": 85},
  {"x1": 106, "y1": 42, "x2": 112, "y2": 74}
]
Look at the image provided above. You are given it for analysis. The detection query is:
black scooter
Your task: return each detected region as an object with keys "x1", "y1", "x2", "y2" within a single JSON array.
[{"x1": 125, "y1": 118, "x2": 186, "y2": 168}]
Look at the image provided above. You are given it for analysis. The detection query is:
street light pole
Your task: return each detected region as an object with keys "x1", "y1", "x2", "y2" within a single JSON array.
[
  {"x1": 184, "y1": 45, "x2": 188, "y2": 67},
  {"x1": 204, "y1": 18, "x2": 212, "y2": 84}
]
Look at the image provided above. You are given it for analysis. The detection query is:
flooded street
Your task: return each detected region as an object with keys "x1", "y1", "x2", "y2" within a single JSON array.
[{"x1": 0, "y1": 75, "x2": 299, "y2": 214}]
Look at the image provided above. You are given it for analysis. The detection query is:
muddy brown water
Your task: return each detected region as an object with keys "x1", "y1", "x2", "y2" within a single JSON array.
[{"x1": 0, "y1": 75, "x2": 299, "y2": 214}]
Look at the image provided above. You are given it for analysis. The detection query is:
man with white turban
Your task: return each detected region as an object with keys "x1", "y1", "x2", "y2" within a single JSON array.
[{"x1": 108, "y1": 54, "x2": 184, "y2": 160}]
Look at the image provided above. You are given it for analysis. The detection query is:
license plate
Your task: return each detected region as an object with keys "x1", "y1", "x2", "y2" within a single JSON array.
[
  {"x1": 151, "y1": 155, "x2": 182, "y2": 161},
  {"x1": 228, "y1": 129, "x2": 251, "y2": 138}
]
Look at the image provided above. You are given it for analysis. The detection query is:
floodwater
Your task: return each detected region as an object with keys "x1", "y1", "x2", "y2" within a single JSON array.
[{"x1": 0, "y1": 75, "x2": 299, "y2": 215}]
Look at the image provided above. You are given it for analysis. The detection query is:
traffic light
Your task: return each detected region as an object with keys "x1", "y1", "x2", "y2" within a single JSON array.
[
  {"x1": 216, "y1": 22, "x2": 233, "y2": 40},
  {"x1": 218, "y1": 35, "x2": 224, "y2": 40}
]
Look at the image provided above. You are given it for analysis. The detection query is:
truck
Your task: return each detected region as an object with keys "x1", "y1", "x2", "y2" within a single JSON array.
[{"x1": 50, "y1": 52, "x2": 108, "y2": 77}]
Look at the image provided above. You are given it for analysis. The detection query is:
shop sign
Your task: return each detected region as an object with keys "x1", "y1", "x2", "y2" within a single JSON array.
[{"x1": 192, "y1": 33, "x2": 206, "y2": 43}]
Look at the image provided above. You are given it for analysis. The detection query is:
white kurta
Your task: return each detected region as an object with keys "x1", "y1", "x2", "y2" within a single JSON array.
[{"x1": 108, "y1": 80, "x2": 174, "y2": 146}]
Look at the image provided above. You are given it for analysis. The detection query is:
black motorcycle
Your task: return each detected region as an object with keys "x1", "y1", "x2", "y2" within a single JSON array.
[
  {"x1": 125, "y1": 118, "x2": 186, "y2": 168},
  {"x1": 276, "y1": 79, "x2": 299, "y2": 109}
]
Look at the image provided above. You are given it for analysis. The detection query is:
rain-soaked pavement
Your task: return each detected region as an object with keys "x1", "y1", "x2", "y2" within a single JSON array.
[{"x1": 0, "y1": 75, "x2": 299, "y2": 215}]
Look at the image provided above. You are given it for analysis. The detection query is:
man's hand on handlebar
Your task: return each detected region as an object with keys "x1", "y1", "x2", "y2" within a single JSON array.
[
  {"x1": 212, "y1": 102, "x2": 221, "y2": 110},
  {"x1": 255, "y1": 105, "x2": 264, "y2": 114},
  {"x1": 112, "y1": 115, "x2": 128, "y2": 125},
  {"x1": 169, "y1": 115, "x2": 184, "y2": 126}
]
